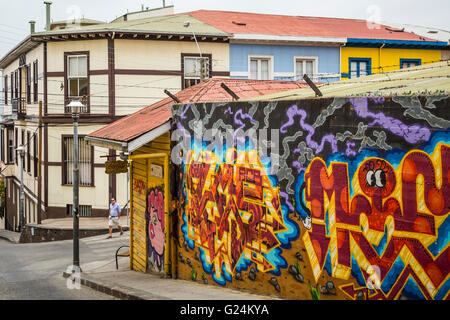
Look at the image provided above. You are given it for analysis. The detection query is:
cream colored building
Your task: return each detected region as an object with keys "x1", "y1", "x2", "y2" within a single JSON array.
[{"x1": 0, "y1": 6, "x2": 230, "y2": 231}]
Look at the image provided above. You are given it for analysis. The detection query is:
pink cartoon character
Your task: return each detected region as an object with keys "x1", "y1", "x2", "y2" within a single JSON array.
[{"x1": 147, "y1": 187, "x2": 165, "y2": 270}]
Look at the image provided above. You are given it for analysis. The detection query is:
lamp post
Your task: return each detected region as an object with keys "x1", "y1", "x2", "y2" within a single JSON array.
[
  {"x1": 183, "y1": 21, "x2": 207, "y2": 81},
  {"x1": 67, "y1": 99, "x2": 83, "y2": 268},
  {"x1": 183, "y1": 21, "x2": 202, "y2": 58},
  {"x1": 16, "y1": 145, "x2": 25, "y2": 232}
]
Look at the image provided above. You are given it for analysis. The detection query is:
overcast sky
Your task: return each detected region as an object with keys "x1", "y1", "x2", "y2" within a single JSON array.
[{"x1": 0, "y1": 0, "x2": 449, "y2": 60}]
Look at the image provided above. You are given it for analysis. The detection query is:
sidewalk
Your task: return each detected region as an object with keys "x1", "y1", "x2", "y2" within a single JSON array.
[
  {"x1": 0, "y1": 229, "x2": 20, "y2": 243},
  {"x1": 36, "y1": 217, "x2": 130, "y2": 229},
  {"x1": 64, "y1": 257, "x2": 279, "y2": 300}
]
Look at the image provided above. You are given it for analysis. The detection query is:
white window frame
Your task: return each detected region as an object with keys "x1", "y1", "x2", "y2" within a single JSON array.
[
  {"x1": 67, "y1": 54, "x2": 88, "y2": 98},
  {"x1": 294, "y1": 56, "x2": 318, "y2": 82},
  {"x1": 183, "y1": 56, "x2": 210, "y2": 88},
  {"x1": 248, "y1": 55, "x2": 274, "y2": 80}
]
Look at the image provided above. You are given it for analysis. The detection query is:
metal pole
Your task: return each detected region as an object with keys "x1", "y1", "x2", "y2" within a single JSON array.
[
  {"x1": 126, "y1": 168, "x2": 129, "y2": 228},
  {"x1": 72, "y1": 113, "x2": 80, "y2": 267},
  {"x1": 19, "y1": 152, "x2": 24, "y2": 232}
]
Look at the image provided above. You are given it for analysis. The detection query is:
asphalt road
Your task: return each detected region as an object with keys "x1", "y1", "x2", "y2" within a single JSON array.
[{"x1": 0, "y1": 233, "x2": 129, "y2": 300}]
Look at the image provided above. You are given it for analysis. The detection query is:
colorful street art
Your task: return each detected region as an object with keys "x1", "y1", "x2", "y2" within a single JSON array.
[
  {"x1": 184, "y1": 149, "x2": 288, "y2": 283},
  {"x1": 171, "y1": 96, "x2": 450, "y2": 300},
  {"x1": 146, "y1": 186, "x2": 165, "y2": 272},
  {"x1": 301, "y1": 143, "x2": 449, "y2": 300}
]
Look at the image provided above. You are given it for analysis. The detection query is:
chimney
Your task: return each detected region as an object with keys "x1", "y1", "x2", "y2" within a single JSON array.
[
  {"x1": 29, "y1": 20, "x2": 36, "y2": 34},
  {"x1": 44, "y1": 1, "x2": 52, "y2": 31}
]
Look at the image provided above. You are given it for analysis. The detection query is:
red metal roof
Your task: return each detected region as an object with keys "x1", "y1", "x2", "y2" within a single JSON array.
[
  {"x1": 187, "y1": 10, "x2": 437, "y2": 42},
  {"x1": 88, "y1": 78, "x2": 310, "y2": 143}
]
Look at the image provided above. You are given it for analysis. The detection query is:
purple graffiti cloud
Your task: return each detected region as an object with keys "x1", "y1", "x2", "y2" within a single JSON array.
[
  {"x1": 224, "y1": 107, "x2": 233, "y2": 115},
  {"x1": 234, "y1": 109, "x2": 257, "y2": 131},
  {"x1": 281, "y1": 104, "x2": 338, "y2": 154},
  {"x1": 292, "y1": 161, "x2": 306, "y2": 174},
  {"x1": 350, "y1": 97, "x2": 431, "y2": 144},
  {"x1": 280, "y1": 191, "x2": 295, "y2": 213},
  {"x1": 345, "y1": 141, "x2": 357, "y2": 157},
  {"x1": 180, "y1": 103, "x2": 192, "y2": 120}
]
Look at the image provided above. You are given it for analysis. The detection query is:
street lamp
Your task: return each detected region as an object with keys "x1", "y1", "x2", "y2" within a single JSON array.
[
  {"x1": 67, "y1": 99, "x2": 84, "y2": 269},
  {"x1": 183, "y1": 21, "x2": 202, "y2": 58},
  {"x1": 16, "y1": 145, "x2": 25, "y2": 232},
  {"x1": 184, "y1": 21, "x2": 208, "y2": 81}
]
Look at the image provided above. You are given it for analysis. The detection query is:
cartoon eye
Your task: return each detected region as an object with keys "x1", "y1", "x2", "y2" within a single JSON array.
[
  {"x1": 153, "y1": 216, "x2": 157, "y2": 225},
  {"x1": 366, "y1": 170, "x2": 375, "y2": 187},
  {"x1": 374, "y1": 169, "x2": 386, "y2": 188}
]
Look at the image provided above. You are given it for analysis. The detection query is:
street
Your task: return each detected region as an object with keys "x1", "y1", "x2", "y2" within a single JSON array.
[{"x1": 0, "y1": 233, "x2": 130, "y2": 300}]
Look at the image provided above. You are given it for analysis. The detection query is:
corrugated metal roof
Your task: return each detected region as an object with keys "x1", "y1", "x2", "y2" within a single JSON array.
[
  {"x1": 244, "y1": 61, "x2": 450, "y2": 101},
  {"x1": 88, "y1": 78, "x2": 310, "y2": 143},
  {"x1": 188, "y1": 10, "x2": 441, "y2": 42}
]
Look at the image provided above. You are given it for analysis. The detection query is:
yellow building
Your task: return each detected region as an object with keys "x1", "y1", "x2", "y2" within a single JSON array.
[{"x1": 341, "y1": 39, "x2": 445, "y2": 79}]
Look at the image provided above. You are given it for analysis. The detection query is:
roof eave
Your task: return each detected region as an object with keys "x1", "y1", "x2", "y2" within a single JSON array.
[
  {"x1": 231, "y1": 33, "x2": 346, "y2": 45},
  {"x1": 84, "y1": 136, "x2": 128, "y2": 152},
  {"x1": 0, "y1": 35, "x2": 38, "y2": 69},
  {"x1": 85, "y1": 120, "x2": 172, "y2": 153}
]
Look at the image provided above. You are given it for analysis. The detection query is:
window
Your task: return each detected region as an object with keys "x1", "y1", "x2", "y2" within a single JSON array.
[
  {"x1": 10, "y1": 72, "x2": 13, "y2": 101},
  {"x1": 14, "y1": 70, "x2": 18, "y2": 99},
  {"x1": 0, "y1": 129, "x2": 4, "y2": 163},
  {"x1": 183, "y1": 56, "x2": 210, "y2": 89},
  {"x1": 63, "y1": 136, "x2": 93, "y2": 186},
  {"x1": 249, "y1": 57, "x2": 272, "y2": 80},
  {"x1": 400, "y1": 59, "x2": 421, "y2": 69},
  {"x1": 295, "y1": 57, "x2": 317, "y2": 81},
  {"x1": 66, "y1": 204, "x2": 92, "y2": 217},
  {"x1": 26, "y1": 131, "x2": 31, "y2": 173},
  {"x1": 33, "y1": 134, "x2": 38, "y2": 178},
  {"x1": 21, "y1": 130, "x2": 25, "y2": 170},
  {"x1": 26, "y1": 65, "x2": 31, "y2": 104},
  {"x1": 4, "y1": 75, "x2": 7, "y2": 105},
  {"x1": 67, "y1": 54, "x2": 88, "y2": 100},
  {"x1": 33, "y1": 60, "x2": 38, "y2": 103},
  {"x1": 349, "y1": 58, "x2": 371, "y2": 79},
  {"x1": 7, "y1": 128, "x2": 14, "y2": 164},
  {"x1": 14, "y1": 128, "x2": 18, "y2": 165}
]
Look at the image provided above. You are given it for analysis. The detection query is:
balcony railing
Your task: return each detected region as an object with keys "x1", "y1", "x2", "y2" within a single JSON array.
[
  {"x1": 64, "y1": 96, "x2": 89, "y2": 114},
  {"x1": 11, "y1": 98, "x2": 26, "y2": 115}
]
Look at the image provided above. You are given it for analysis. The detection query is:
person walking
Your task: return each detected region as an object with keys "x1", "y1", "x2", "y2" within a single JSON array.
[{"x1": 107, "y1": 198, "x2": 123, "y2": 239}]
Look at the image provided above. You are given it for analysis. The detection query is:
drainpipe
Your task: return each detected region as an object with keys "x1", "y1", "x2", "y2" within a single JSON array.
[
  {"x1": 29, "y1": 20, "x2": 36, "y2": 34},
  {"x1": 44, "y1": 1, "x2": 52, "y2": 31}
]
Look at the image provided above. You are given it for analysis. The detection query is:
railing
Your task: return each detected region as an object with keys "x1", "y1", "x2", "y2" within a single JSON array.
[
  {"x1": 64, "y1": 96, "x2": 89, "y2": 114},
  {"x1": 11, "y1": 98, "x2": 26, "y2": 115}
]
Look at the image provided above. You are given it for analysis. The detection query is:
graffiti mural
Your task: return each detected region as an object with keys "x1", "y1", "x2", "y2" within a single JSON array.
[
  {"x1": 301, "y1": 144, "x2": 449, "y2": 300},
  {"x1": 146, "y1": 186, "x2": 165, "y2": 272},
  {"x1": 171, "y1": 96, "x2": 450, "y2": 300},
  {"x1": 184, "y1": 149, "x2": 288, "y2": 284}
]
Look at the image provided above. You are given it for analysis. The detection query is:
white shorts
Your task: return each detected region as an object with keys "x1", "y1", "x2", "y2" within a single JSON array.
[{"x1": 109, "y1": 216, "x2": 120, "y2": 227}]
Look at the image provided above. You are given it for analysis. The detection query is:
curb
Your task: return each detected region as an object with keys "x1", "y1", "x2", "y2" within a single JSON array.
[
  {"x1": 0, "y1": 232, "x2": 20, "y2": 244},
  {"x1": 62, "y1": 271, "x2": 159, "y2": 300}
]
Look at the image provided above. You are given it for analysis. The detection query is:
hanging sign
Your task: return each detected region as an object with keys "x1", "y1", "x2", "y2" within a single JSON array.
[{"x1": 105, "y1": 160, "x2": 128, "y2": 174}]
